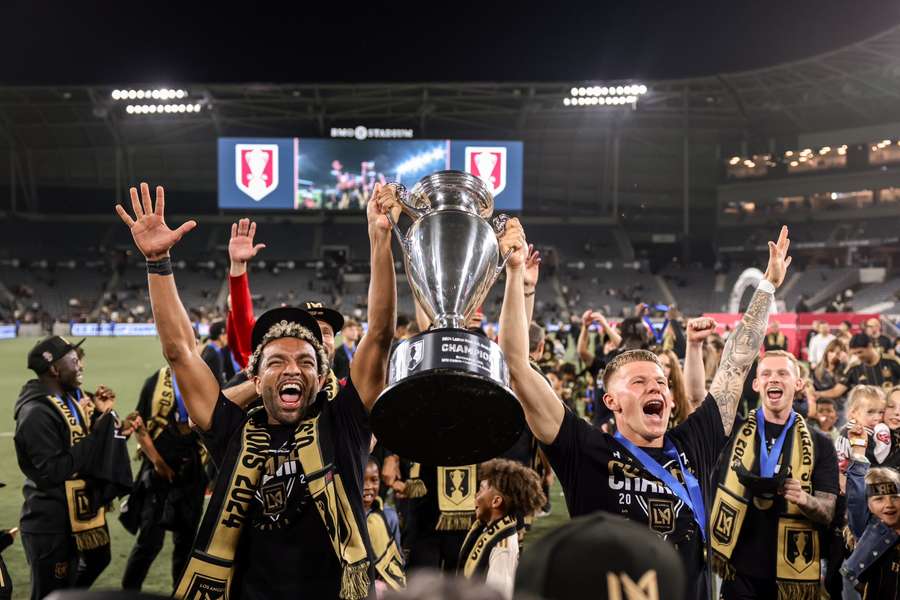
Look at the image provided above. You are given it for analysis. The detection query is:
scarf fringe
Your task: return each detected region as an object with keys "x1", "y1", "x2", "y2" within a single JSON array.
[
  {"x1": 776, "y1": 581, "x2": 818, "y2": 600},
  {"x1": 710, "y1": 552, "x2": 736, "y2": 581},
  {"x1": 75, "y1": 527, "x2": 109, "y2": 551},
  {"x1": 436, "y1": 511, "x2": 474, "y2": 531},
  {"x1": 340, "y1": 561, "x2": 371, "y2": 600},
  {"x1": 404, "y1": 479, "x2": 427, "y2": 498}
]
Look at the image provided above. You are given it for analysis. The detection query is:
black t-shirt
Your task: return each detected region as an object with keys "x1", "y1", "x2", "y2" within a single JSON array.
[
  {"x1": 543, "y1": 394, "x2": 728, "y2": 597},
  {"x1": 200, "y1": 379, "x2": 373, "y2": 599},
  {"x1": 728, "y1": 419, "x2": 839, "y2": 579},
  {"x1": 841, "y1": 356, "x2": 900, "y2": 390}
]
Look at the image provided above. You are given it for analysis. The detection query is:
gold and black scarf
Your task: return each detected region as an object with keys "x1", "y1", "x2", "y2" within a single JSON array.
[
  {"x1": 323, "y1": 369, "x2": 340, "y2": 402},
  {"x1": 175, "y1": 405, "x2": 370, "y2": 600},
  {"x1": 436, "y1": 465, "x2": 477, "y2": 531},
  {"x1": 147, "y1": 366, "x2": 175, "y2": 440},
  {"x1": 366, "y1": 497, "x2": 406, "y2": 590},
  {"x1": 710, "y1": 409, "x2": 818, "y2": 600},
  {"x1": 459, "y1": 515, "x2": 518, "y2": 579},
  {"x1": 46, "y1": 394, "x2": 110, "y2": 551},
  {"x1": 403, "y1": 463, "x2": 428, "y2": 499}
]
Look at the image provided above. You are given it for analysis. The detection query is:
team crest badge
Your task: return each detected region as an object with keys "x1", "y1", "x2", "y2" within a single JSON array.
[
  {"x1": 712, "y1": 502, "x2": 738, "y2": 545},
  {"x1": 235, "y1": 144, "x2": 279, "y2": 201},
  {"x1": 184, "y1": 573, "x2": 227, "y2": 599},
  {"x1": 406, "y1": 339, "x2": 424, "y2": 372},
  {"x1": 465, "y1": 146, "x2": 507, "y2": 196},
  {"x1": 784, "y1": 527, "x2": 815, "y2": 573},
  {"x1": 444, "y1": 468, "x2": 471, "y2": 505},
  {"x1": 647, "y1": 498, "x2": 675, "y2": 535}
]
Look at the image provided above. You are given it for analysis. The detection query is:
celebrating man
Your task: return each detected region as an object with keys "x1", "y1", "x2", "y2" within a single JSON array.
[
  {"x1": 498, "y1": 222, "x2": 793, "y2": 599},
  {"x1": 710, "y1": 350, "x2": 838, "y2": 599},
  {"x1": 116, "y1": 181, "x2": 397, "y2": 599}
]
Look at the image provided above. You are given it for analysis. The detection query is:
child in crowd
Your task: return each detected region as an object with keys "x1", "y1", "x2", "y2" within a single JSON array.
[
  {"x1": 363, "y1": 457, "x2": 405, "y2": 597},
  {"x1": 458, "y1": 459, "x2": 546, "y2": 599},
  {"x1": 880, "y1": 386, "x2": 900, "y2": 468},
  {"x1": 812, "y1": 397, "x2": 840, "y2": 442},
  {"x1": 835, "y1": 385, "x2": 889, "y2": 475},
  {"x1": 841, "y1": 422, "x2": 900, "y2": 599}
]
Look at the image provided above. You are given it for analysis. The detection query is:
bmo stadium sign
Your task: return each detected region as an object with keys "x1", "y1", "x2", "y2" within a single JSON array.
[{"x1": 217, "y1": 137, "x2": 524, "y2": 211}]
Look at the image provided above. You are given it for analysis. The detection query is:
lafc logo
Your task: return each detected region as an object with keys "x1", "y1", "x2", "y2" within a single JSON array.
[
  {"x1": 607, "y1": 570, "x2": 659, "y2": 600},
  {"x1": 185, "y1": 574, "x2": 227, "y2": 599},
  {"x1": 648, "y1": 499, "x2": 674, "y2": 535},
  {"x1": 74, "y1": 488, "x2": 96, "y2": 521},
  {"x1": 262, "y1": 481, "x2": 287, "y2": 516},
  {"x1": 713, "y1": 503, "x2": 737, "y2": 545}
]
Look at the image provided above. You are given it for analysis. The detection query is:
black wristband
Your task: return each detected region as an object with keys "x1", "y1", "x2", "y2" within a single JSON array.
[{"x1": 146, "y1": 257, "x2": 173, "y2": 276}]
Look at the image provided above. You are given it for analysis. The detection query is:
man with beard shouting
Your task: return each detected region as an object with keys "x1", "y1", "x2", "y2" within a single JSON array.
[
  {"x1": 116, "y1": 181, "x2": 398, "y2": 599},
  {"x1": 498, "y1": 222, "x2": 793, "y2": 600}
]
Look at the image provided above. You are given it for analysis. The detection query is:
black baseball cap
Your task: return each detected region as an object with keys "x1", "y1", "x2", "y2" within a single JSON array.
[
  {"x1": 515, "y1": 512, "x2": 685, "y2": 600},
  {"x1": 27, "y1": 335, "x2": 85, "y2": 374},
  {"x1": 849, "y1": 333, "x2": 873, "y2": 349},
  {"x1": 301, "y1": 301, "x2": 344, "y2": 333},
  {"x1": 251, "y1": 307, "x2": 323, "y2": 354}
]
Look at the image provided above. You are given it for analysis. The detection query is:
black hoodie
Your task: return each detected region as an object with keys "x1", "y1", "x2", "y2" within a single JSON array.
[{"x1": 13, "y1": 379, "x2": 102, "y2": 534}]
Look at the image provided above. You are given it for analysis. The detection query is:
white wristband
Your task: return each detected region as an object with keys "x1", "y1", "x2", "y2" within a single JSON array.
[{"x1": 757, "y1": 279, "x2": 776, "y2": 295}]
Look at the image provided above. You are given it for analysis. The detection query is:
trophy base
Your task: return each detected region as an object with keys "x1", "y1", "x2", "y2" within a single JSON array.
[{"x1": 370, "y1": 329, "x2": 525, "y2": 466}]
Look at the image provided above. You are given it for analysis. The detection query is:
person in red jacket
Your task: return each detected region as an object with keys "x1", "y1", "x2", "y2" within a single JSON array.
[{"x1": 226, "y1": 218, "x2": 343, "y2": 398}]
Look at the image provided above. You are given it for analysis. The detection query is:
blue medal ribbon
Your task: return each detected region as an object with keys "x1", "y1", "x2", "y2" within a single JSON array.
[
  {"x1": 171, "y1": 372, "x2": 189, "y2": 423},
  {"x1": 756, "y1": 409, "x2": 796, "y2": 478},
  {"x1": 614, "y1": 431, "x2": 707, "y2": 540},
  {"x1": 58, "y1": 389, "x2": 85, "y2": 428}
]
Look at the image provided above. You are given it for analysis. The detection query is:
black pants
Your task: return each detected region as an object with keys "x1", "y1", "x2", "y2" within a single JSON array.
[
  {"x1": 406, "y1": 531, "x2": 467, "y2": 573},
  {"x1": 21, "y1": 532, "x2": 111, "y2": 600},
  {"x1": 720, "y1": 573, "x2": 778, "y2": 600},
  {"x1": 121, "y1": 517, "x2": 196, "y2": 590}
]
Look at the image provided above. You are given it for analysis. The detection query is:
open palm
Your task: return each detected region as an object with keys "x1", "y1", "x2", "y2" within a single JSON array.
[
  {"x1": 115, "y1": 183, "x2": 196, "y2": 260},
  {"x1": 229, "y1": 218, "x2": 266, "y2": 263}
]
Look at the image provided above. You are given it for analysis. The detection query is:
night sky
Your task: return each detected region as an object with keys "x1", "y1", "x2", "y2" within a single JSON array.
[{"x1": 3, "y1": 0, "x2": 900, "y2": 85}]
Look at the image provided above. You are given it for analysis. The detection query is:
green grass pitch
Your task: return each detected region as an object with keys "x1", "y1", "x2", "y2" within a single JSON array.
[{"x1": 0, "y1": 336, "x2": 568, "y2": 598}]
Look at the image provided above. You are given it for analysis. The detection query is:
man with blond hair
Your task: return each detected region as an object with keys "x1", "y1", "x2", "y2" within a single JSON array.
[
  {"x1": 709, "y1": 349, "x2": 838, "y2": 599},
  {"x1": 498, "y1": 222, "x2": 793, "y2": 600}
]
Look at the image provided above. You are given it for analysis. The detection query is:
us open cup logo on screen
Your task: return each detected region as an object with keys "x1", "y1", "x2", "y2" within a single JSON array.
[
  {"x1": 465, "y1": 146, "x2": 507, "y2": 196},
  {"x1": 235, "y1": 144, "x2": 279, "y2": 201}
]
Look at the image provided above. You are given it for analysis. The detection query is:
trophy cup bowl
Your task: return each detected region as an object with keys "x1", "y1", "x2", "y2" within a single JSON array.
[{"x1": 370, "y1": 171, "x2": 525, "y2": 466}]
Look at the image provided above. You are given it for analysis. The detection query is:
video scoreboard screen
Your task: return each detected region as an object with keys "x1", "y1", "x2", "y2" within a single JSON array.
[{"x1": 218, "y1": 137, "x2": 523, "y2": 211}]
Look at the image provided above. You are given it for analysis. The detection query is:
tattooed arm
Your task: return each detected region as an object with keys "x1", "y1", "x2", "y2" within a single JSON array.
[
  {"x1": 783, "y1": 479, "x2": 836, "y2": 525},
  {"x1": 708, "y1": 226, "x2": 792, "y2": 436}
]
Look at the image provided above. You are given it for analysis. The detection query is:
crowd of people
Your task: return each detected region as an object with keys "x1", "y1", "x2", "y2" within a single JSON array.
[{"x1": 6, "y1": 181, "x2": 900, "y2": 600}]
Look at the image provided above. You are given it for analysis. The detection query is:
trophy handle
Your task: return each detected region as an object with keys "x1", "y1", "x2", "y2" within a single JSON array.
[
  {"x1": 489, "y1": 213, "x2": 514, "y2": 286},
  {"x1": 387, "y1": 182, "x2": 428, "y2": 219}
]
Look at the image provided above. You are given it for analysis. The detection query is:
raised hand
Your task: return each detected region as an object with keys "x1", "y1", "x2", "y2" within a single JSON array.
[
  {"x1": 581, "y1": 309, "x2": 595, "y2": 328},
  {"x1": 367, "y1": 182, "x2": 402, "y2": 233},
  {"x1": 229, "y1": 218, "x2": 266, "y2": 265},
  {"x1": 523, "y1": 244, "x2": 541, "y2": 289},
  {"x1": 686, "y1": 317, "x2": 717, "y2": 345},
  {"x1": 499, "y1": 217, "x2": 527, "y2": 269},
  {"x1": 763, "y1": 225, "x2": 792, "y2": 288},
  {"x1": 115, "y1": 183, "x2": 196, "y2": 260}
]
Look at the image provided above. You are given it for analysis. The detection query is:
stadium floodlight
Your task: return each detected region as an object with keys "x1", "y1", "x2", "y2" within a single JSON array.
[
  {"x1": 111, "y1": 88, "x2": 189, "y2": 101},
  {"x1": 125, "y1": 103, "x2": 203, "y2": 115},
  {"x1": 728, "y1": 157, "x2": 741, "y2": 165},
  {"x1": 563, "y1": 81, "x2": 648, "y2": 109}
]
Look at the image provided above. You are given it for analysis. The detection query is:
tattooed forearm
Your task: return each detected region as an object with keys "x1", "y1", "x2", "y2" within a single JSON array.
[
  {"x1": 709, "y1": 287, "x2": 771, "y2": 435},
  {"x1": 798, "y1": 492, "x2": 836, "y2": 525}
]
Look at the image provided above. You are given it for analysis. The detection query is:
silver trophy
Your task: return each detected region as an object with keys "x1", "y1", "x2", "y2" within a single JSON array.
[{"x1": 370, "y1": 170, "x2": 525, "y2": 466}]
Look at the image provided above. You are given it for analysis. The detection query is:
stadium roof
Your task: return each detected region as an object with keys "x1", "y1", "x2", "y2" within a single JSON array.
[{"x1": 2, "y1": 24, "x2": 900, "y2": 206}]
